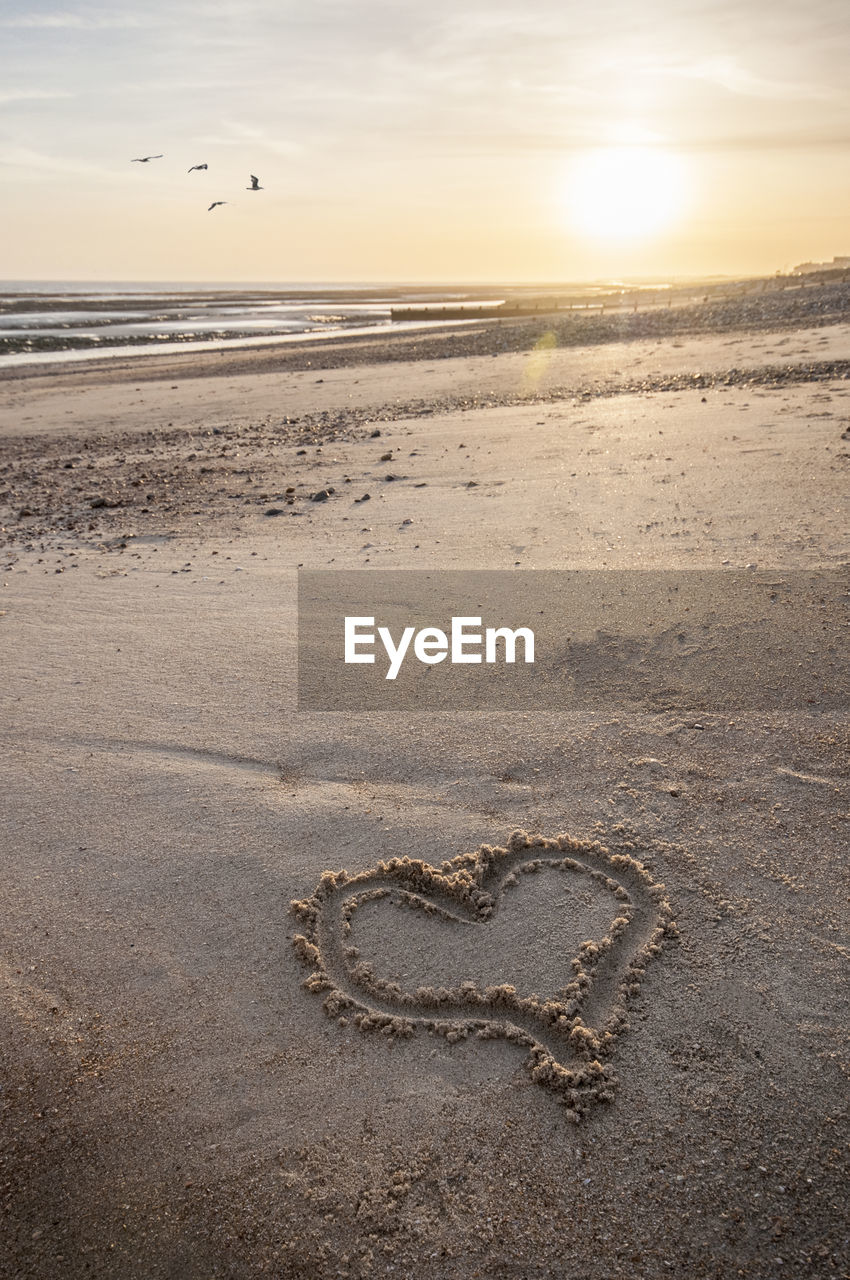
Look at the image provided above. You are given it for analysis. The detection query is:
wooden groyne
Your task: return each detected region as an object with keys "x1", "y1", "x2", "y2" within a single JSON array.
[{"x1": 390, "y1": 302, "x2": 603, "y2": 322}]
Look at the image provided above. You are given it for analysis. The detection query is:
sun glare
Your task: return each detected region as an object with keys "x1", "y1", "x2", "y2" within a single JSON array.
[{"x1": 566, "y1": 146, "x2": 687, "y2": 241}]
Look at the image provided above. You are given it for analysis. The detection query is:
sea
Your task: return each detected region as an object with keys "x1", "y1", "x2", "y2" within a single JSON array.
[
  {"x1": 0, "y1": 279, "x2": 659, "y2": 369},
  {"x1": 0, "y1": 281, "x2": 518, "y2": 369}
]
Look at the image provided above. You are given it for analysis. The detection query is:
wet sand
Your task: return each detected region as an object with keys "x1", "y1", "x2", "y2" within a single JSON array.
[{"x1": 1, "y1": 288, "x2": 848, "y2": 1278}]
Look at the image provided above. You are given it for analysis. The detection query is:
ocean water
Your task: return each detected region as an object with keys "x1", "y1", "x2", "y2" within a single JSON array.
[
  {"x1": 0, "y1": 281, "x2": 511, "y2": 368},
  {"x1": 0, "y1": 279, "x2": 670, "y2": 369}
]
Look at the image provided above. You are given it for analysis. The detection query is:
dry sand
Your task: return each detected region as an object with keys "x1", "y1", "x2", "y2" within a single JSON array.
[{"x1": 1, "y1": 294, "x2": 848, "y2": 1279}]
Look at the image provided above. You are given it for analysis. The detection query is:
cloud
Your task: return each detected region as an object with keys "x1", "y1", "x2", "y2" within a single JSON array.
[
  {"x1": 196, "y1": 121, "x2": 303, "y2": 157},
  {"x1": 659, "y1": 54, "x2": 846, "y2": 104},
  {"x1": 0, "y1": 10, "x2": 151, "y2": 29},
  {"x1": 0, "y1": 145, "x2": 116, "y2": 179},
  {"x1": 366, "y1": 128, "x2": 850, "y2": 157},
  {"x1": 0, "y1": 89, "x2": 74, "y2": 104}
]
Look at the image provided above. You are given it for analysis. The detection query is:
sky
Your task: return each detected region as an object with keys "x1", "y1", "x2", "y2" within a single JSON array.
[{"x1": 1, "y1": 0, "x2": 849, "y2": 283}]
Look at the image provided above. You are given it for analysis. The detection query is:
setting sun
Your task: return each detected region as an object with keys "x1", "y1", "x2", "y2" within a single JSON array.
[{"x1": 567, "y1": 145, "x2": 688, "y2": 242}]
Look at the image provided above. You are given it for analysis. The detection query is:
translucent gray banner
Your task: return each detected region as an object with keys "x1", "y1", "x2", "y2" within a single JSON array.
[{"x1": 297, "y1": 570, "x2": 848, "y2": 712}]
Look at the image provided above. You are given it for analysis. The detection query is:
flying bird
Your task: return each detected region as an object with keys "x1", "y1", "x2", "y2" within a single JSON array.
[
  {"x1": 131, "y1": 155, "x2": 163, "y2": 163},
  {"x1": 247, "y1": 174, "x2": 263, "y2": 190},
  {"x1": 188, "y1": 163, "x2": 208, "y2": 173},
  {"x1": 208, "y1": 201, "x2": 227, "y2": 212}
]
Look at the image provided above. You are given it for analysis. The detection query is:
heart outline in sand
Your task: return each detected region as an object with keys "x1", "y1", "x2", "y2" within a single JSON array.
[{"x1": 291, "y1": 829, "x2": 677, "y2": 1121}]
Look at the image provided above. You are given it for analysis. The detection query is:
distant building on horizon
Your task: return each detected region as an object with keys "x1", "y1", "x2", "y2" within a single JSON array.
[{"x1": 793, "y1": 256, "x2": 850, "y2": 274}]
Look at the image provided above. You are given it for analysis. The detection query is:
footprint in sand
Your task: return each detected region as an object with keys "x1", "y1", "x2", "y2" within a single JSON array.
[{"x1": 291, "y1": 830, "x2": 677, "y2": 1122}]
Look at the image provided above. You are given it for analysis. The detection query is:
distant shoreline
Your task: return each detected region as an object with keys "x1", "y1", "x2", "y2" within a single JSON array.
[
  {"x1": 2, "y1": 274, "x2": 849, "y2": 385},
  {"x1": 3, "y1": 270, "x2": 847, "y2": 369}
]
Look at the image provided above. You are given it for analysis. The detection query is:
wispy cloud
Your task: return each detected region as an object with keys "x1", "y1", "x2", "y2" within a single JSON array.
[
  {"x1": 0, "y1": 11, "x2": 151, "y2": 29},
  {"x1": 0, "y1": 145, "x2": 116, "y2": 179},
  {"x1": 0, "y1": 88, "x2": 74, "y2": 104},
  {"x1": 361, "y1": 127, "x2": 850, "y2": 156},
  {"x1": 195, "y1": 121, "x2": 303, "y2": 158},
  {"x1": 658, "y1": 54, "x2": 847, "y2": 104}
]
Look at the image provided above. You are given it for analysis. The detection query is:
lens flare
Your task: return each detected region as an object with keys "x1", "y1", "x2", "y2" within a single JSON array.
[{"x1": 522, "y1": 329, "x2": 557, "y2": 392}]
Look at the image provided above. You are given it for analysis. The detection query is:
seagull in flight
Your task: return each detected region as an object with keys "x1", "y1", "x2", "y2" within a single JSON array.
[
  {"x1": 247, "y1": 174, "x2": 263, "y2": 190},
  {"x1": 188, "y1": 163, "x2": 208, "y2": 173},
  {"x1": 131, "y1": 154, "x2": 163, "y2": 163},
  {"x1": 208, "y1": 201, "x2": 227, "y2": 212}
]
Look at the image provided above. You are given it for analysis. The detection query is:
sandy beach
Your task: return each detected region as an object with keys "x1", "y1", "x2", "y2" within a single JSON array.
[{"x1": 1, "y1": 284, "x2": 848, "y2": 1278}]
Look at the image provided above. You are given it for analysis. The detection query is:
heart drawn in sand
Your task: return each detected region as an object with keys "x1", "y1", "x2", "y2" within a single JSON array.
[{"x1": 291, "y1": 830, "x2": 677, "y2": 1121}]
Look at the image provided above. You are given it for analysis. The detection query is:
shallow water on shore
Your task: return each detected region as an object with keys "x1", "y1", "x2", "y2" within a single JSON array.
[
  {"x1": 0, "y1": 279, "x2": 672, "y2": 367},
  {"x1": 0, "y1": 291, "x2": 383, "y2": 361},
  {"x1": 0, "y1": 317, "x2": 484, "y2": 369},
  {"x1": 0, "y1": 282, "x2": 512, "y2": 365}
]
